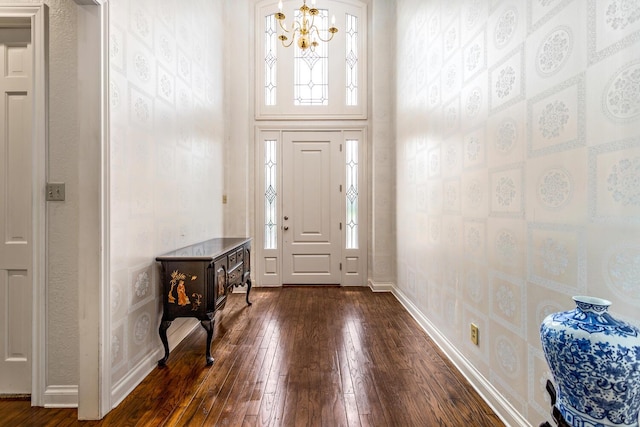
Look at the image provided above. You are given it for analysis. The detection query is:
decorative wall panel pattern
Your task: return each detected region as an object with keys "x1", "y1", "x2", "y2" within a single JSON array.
[
  {"x1": 108, "y1": 0, "x2": 225, "y2": 392},
  {"x1": 395, "y1": 0, "x2": 640, "y2": 424},
  {"x1": 463, "y1": 27, "x2": 487, "y2": 83}
]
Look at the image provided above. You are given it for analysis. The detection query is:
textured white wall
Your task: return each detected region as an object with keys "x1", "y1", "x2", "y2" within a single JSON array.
[
  {"x1": 108, "y1": 0, "x2": 226, "y2": 390},
  {"x1": 38, "y1": 0, "x2": 81, "y2": 387},
  {"x1": 370, "y1": 0, "x2": 397, "y2": 285},
  {"x1": 223, "y1": 0, "x2": 252, "y2": 238},
  {"x1": 394, "y1": 0, "x2": 640, "y2": 424}
]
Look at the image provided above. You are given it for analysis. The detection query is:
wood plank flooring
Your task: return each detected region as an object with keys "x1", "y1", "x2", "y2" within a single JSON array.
[{"x1": 0, "y1": 287, "x2": 504, "y2": 426}]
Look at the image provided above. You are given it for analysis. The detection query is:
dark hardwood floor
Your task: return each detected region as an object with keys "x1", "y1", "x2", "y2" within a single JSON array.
[{"x1": 1, "y1": 287, "x2": 504, "y2": 426}]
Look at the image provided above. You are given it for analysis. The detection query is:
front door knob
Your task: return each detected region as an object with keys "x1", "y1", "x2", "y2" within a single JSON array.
[
  {"x1": 284, "y1": 226, "x2": 289, "y2": 230},
  {"x1": 284, "y1": 216, "x2": 289, "y2": 220}
]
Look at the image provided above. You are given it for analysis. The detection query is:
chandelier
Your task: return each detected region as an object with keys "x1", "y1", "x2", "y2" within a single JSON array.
[{"x1": 275, "y1": 0, "x2": 338, "y2": 51}]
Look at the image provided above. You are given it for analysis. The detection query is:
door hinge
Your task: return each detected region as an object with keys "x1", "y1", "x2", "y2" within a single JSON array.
[
  {"x1": 339, "y1": 184, "x2": 342, "y2": 192},
  {"x1": 340, "y1": 262, "x2": 342, "y2": 271},
  {"x1": 340, "y1": 143, "x2": 342, "y2": 152},
  {"x1": 339, "y1": 222, "x2": 342, "y2": 230}
]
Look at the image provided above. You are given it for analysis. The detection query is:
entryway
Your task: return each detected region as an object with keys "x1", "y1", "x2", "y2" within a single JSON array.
[{"x1": 256, "y1": 128, "x2": 367, "y2": 287}]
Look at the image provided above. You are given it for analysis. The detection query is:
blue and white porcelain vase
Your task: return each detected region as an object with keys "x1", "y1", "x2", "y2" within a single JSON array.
[{"x1": 540, "y1": 296, "x2": 640, "y2": 427}]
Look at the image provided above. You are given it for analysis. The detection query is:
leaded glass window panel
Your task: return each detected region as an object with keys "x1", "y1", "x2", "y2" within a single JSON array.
[
  {"x1": 346, "y1": 139, "x2": 358, "y2": 249},
  {"x1": 264, "y1": 140, "x2": 278, "y2": 249},
  {"x1": 265, "y1": 14, "x2": 278, "y2": 106},
  {"x1": 294, "y1": 9, "x2": 329, "y2": 106},
  {"x1": 345, "y1": 13, "x2": 358, "y2": 106}
]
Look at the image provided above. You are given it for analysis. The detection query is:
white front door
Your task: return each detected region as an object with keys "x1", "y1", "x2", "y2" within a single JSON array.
[
  {"x1": 0, "y1": 27, "x2": 33, "y2": 394},
  {"x1": 282, "y1": 131, "x2": 342, "y2": 284}
]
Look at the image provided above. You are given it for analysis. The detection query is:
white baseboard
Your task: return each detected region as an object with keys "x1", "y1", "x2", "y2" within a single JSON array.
[
  {"x1": 43, "y1": 385, "x2": 78, "y2": 408},
  {"x1": 367, "y1": 279, "x2": 394, "y2": 292},
  {"x1": 391, "y1": 285, "x2": 530, "y2": 427}
]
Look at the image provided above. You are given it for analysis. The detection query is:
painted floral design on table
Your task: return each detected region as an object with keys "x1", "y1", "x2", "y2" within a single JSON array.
[{"x1": 167, "y1": 270, "x2": 201, "y2": 311}]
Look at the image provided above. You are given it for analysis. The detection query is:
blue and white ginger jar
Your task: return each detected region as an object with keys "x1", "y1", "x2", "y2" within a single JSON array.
[{"x1": 540, "y1": 296, "x2": 640, "y2": 427}]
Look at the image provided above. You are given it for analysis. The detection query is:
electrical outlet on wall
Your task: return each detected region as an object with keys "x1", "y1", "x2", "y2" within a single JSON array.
[{"x1": 470, "y1": 323, "x2": 479, "y2": 346}]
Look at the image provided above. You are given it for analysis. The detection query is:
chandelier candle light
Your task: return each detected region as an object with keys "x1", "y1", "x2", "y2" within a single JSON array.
[{"x1": 276, "y1": 0, "x2": 338, "y2": 51}]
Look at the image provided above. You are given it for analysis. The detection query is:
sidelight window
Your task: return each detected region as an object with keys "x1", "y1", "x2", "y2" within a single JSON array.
[
  {"x1": 264, "y1": 140, "x2": 278, "y2": 249},
  {"x1": 345, "y1": 139, "x2": 358, "y2": 249}
]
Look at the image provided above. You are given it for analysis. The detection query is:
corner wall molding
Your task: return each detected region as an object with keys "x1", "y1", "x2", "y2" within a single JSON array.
[{"x1": 367, "y1": 279, "x2": 394, "y2": 292}]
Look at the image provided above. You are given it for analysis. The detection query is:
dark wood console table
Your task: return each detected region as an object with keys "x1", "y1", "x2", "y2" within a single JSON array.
[{"x1": 155, "y1": 237, "x2": 252, "y2": 366}]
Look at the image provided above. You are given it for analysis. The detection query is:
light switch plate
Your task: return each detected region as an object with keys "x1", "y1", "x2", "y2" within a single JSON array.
[{"x1": 46, "y1": 183, "x2": 66, "y2": 201}]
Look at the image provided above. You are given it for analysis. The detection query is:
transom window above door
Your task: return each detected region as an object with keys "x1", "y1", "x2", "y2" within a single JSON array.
[{"x1": 256, "y1": 0, "x2": 367, "y2": 120}]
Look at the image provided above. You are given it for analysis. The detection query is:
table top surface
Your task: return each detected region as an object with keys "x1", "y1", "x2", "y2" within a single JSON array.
[{"x1": 156, "y1": 237, "x2": 251, "y2": 261}]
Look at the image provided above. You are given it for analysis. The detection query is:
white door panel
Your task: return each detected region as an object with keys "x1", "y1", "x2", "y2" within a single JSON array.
[
  {"x1": 0, "y1": 28, "x2": 32, "y2": 394},
  {"x1": 282, "y1": 132, "x2": 341, "y2": 284}
]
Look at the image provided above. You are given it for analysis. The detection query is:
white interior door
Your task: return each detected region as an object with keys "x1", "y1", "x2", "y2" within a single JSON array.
[
  {"x1": 282, "y1": 132, "x2": 341, "y2": 284},
  {"x1": 0, "y1": 27, "x2": 32, "y2": 394}
]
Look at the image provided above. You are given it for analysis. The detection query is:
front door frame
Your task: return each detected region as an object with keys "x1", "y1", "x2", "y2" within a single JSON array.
[{"x1": 254, "y1": 125, "x2": 368, "y2": 287}]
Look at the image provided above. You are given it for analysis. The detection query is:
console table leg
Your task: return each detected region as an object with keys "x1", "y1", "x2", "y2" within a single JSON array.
[
  {"x1": 201, "y1": 318, "x2": 215, "y2": 366},
  {"x1": 157, "y1": 320, "x2": 172, "y2": 367},
  {"x1": 245, "y1": 278, "x2": 253, "y2": 306}
]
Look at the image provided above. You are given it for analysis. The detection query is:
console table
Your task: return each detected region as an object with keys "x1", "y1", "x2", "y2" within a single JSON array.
[{"x1": 155, "y1": 237, "x2": 252, "y2": 366}]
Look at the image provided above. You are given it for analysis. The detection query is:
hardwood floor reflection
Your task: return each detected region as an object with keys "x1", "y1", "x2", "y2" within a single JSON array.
[{"x1": 1, "y1": 287, "x2": 504, "y2": 426}]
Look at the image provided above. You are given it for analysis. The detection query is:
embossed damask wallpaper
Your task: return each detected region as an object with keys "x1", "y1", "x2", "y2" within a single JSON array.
[
  {"x1": 107, "y1": 0, "x2": 226, "y2": 396},
  {"x1": 394, "y1": 0, "x2": 640, "y2": 424}
]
